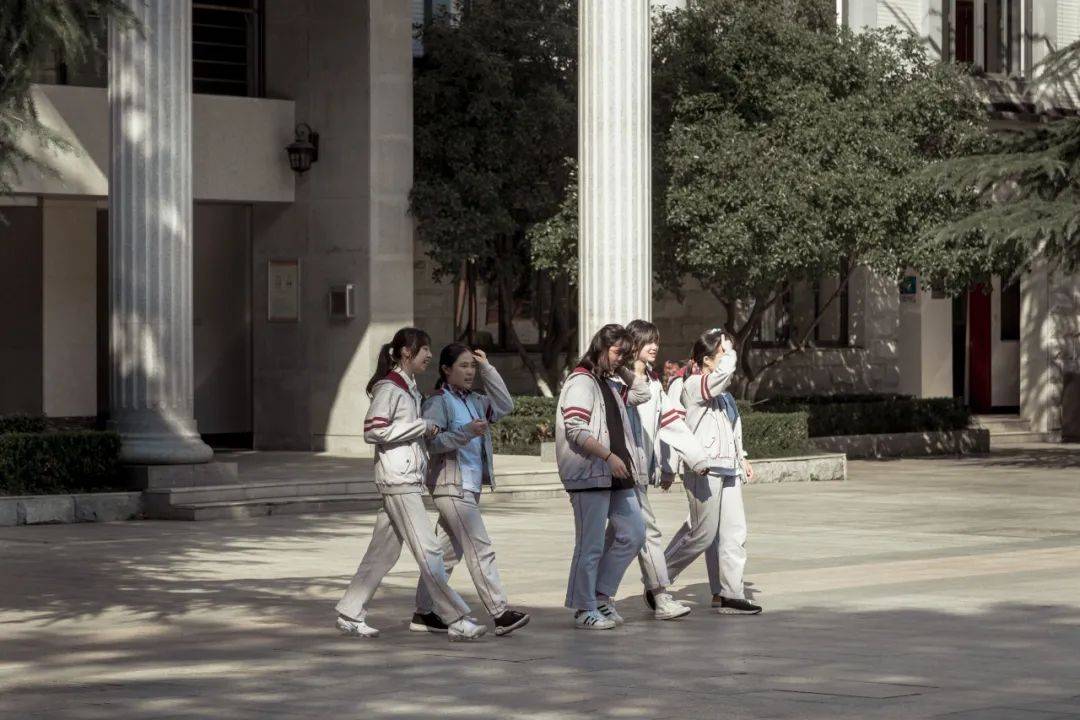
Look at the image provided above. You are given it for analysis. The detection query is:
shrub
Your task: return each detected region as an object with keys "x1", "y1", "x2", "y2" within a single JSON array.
[
  {"x1": 0, "y1": 431, "x2": 123, "y2": 496},
  {"x1": 510, "y1": 396, "x2": 558, "y2": 418},
  {"x1": 490, "y1": 415, "x2": 554, "y2": 456},
  {"x1": 0, "y1": 415, "x2": 47, "y2": 434},
  {"x1": 757, "y1": 396, "x2": 970, "y2": 437},
  {"x1": 742, "y1": 411, "x2": 812, "y2": 458}
]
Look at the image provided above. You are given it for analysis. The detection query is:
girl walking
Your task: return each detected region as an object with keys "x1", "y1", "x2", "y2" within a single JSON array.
[
  {"x1": 663, "y1": 328, "x2": 761, "y2": 615},
  {"x1": 335, "y1": 327, "x2": 487, "y2": 641},
  {"x1": 616, "y1": 320, "x2": 711, "y2": 621},
  {"x1": 411, "y1": 344, "x2": 531, "y2": 637},
  {"x1": 556, "y1": 324, "x2": 651, "y2": 630}
]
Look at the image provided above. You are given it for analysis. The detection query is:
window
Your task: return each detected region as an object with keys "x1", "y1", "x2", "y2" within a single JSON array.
[
  {"x1": 753, "y1": 290, "x2": 793, "y2": 347},
  {"x1": 413, "y1": 0, "x2": 464, "y2": 58},
  {"x1": 952, "y1": 0, "x2": 1025, "y2": 76},
  {"x1": 193, "y1": 1, "x2": 263, "y2": 96},
  {"x1": 1000, "y1": 280, "x2": 1020, "y2": 341},
  {"x1": 813, "y1": 270, "x2": 851, "y2": 347}
]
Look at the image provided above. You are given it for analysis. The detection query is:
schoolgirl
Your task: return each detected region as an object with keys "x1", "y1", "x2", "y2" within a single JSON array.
[
  {"x1": 662, "y1": 328, "x2": 761, "y2": 615},
  {"x1": 410, "y1": 344, "x2": 531, "y2": 637},
  {"x1": 335, "y1": 327, "x2": 487, "y2": 641},
  {"x1": 556, "y1": 324, "x2": 651, "y2": 630},
  {"x1": 616, "y1": 320, "x2": 711, "y2": 621}
]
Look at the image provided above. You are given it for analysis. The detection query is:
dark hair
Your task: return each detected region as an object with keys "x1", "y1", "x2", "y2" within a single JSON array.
[
  {"x1": 366, "y1": 327, "x2": 432, "y2": 397},
  {"x1": 576, "y1": 323, "x2": 633, "y2": 376},
  {"x1": 434, "y1": 343, "x2": 473, "y2": 389},
  {"x1": 626, "y1": 319, "x2": 660, "y2": 359},
  {"x1": 691, "y1": 328, "x2": 732, "y2": 368}
]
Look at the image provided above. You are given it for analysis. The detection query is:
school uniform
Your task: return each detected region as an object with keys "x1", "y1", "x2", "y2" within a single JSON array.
[
  {"x1": 607, "y1": 368, "x2": 710, "y2": 592},
  {"x1": 414, "y1": 363, "x2": 515, "y2": 619},
  {"x1": 556, "y1": 366, "x2": 650, "y2": 611},
  {"x1": 662, "y1": 352, "x2": 750, "y2": 599},
  {"x1": 336, "y1": 370, "x2": 472, "y2": 624},
  {"x1": 671, "y1": 390, "x2": 750, "y2": 600}
]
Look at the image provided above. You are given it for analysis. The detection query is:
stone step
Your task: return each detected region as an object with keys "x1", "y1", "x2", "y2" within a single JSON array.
[
  {"x1": 989, "y1": 431, "x2": 1057, "y2": 446},
  {"x1": 144, "y1": 477, "x2": 373, "y2": 507},
  {"x1": 126, "y1": 461, "x2": 240, "y2": 490},
  {"x1": 972, "y1": 415, "x2": 1031, "y2": 434},
  {"x1": 168, "y1": 493, "x2": 383, "y2": 521}
]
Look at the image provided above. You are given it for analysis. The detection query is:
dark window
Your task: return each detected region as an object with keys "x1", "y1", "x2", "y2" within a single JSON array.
[
  {"x1": 813, "y1": 263, "x2": 851, "y2": 347},
  {"x1": 955, "y1": 1, "x2": 974, "y2": 64},
  {"x1": 1001, "y1": 280, "x2": 1020, "y2": 341},
  {"x1": 753, "y1": 289, "x2": 793, "y2": 348},
  {"x1": 193, "y1": 0, "x2": 263, "y2": 96}
]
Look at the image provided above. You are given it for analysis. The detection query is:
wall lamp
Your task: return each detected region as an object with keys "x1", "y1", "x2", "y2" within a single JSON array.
[{"x1": 287, "y1": 123, "x2": 320, "y2": 174}]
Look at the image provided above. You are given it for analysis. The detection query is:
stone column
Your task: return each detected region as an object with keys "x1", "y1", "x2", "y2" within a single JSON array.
[
  {"x1": 578, "y1": 0, "x2": 652, "y2": 351},
  {"x1": 108, "y1": 0, "x2": 212, "y2": 464}
]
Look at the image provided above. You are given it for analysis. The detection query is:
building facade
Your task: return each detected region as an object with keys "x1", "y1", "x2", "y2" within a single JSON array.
[{"x1": 2, "y1": 0, "x2": 1078, "y2": 460}]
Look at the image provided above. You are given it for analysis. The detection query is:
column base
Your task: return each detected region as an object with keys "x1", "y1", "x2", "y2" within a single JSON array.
[{"x1": 119, "y1": 432, "x2": 214, "y2": 465}]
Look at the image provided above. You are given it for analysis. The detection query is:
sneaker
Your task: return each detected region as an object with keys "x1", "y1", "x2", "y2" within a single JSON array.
[
  {"x1": 716, "y1": 597, "x2": 762, "y2": 615},
  {"x1": 653, "y1": 593, "x2": 692, "y2": 621},
  {"x1": 448, "y1": 617, "x2": 488, "y2": 641},
  {"x1": 643, "y1": 588, "x2": 657, "y2": 611},
  {"x1": 336, "y1": 614, "x2": 379, "y2": 638},
  {"x1": 596, "y1": 601, "x2": 625, "y2": 625},
  {"x1": 493, "y1": 609, "x2": 531, "y2": 637},
  {"x1": 574, "y1": 609, "x2": 616, "y2": 630},
  {"x1": 409, "y1": 611, "x2": 448, "y2": 634}
]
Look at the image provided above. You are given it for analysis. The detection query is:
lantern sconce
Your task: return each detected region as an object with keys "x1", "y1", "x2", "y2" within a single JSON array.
[{"x1": 286, "y1": 123, "x2": 320, "y2": 174}]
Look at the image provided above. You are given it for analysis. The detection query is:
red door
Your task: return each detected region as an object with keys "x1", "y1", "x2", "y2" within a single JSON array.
[{"x1": 968, "y1": 284, "x2": 992, "y2": 412}]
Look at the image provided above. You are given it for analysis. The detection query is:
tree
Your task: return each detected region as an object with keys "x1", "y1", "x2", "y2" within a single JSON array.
[
  {"x1": 409, "y1": 0, "x2": 577, "y2": 394},
  {"x1": 653, "y1": 0, "x2": 986, "y2": 396},
  {"x1": 0, "y1": 1, "x2": 134, "y2": 195},
  {"x1": 914, "y1": 42, "x2": 1080, "y2": 293}
]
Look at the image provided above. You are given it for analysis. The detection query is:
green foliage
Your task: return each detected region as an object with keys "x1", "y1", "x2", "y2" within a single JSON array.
[
  {"x1": 757, "y1": 395, "x2": 971, "y2": 436},
  {"x1": 741, "y1": 411, "x2": 813, "y2": 458},
  {"x1": 508, "y1": 395, "x2": 558, "y2": 419},
  {"x1": 410, "y1": 0, "x2": 576, "y2": 285},
  {"x1": 917, "y1": 96, "x2": 1080, "y2": 289},
  {"x1": 528, "y1": 159, "x2": 579, "y2": 286},
  {"x1": 0, "y1": 0, "x2": 135, "y2": 193},
  {"x1": 490, "y1": 415, "x2": 555, "y2": 456},
  {"x1": 0, "y1": 415, "x2": 47, "y2": 434},
  {"x1": 0, "y1": 431, "x2": 122, "y2": 496}
]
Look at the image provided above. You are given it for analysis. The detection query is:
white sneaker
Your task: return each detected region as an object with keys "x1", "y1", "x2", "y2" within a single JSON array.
[
  {"x1": 653, "y1": 593, "x2": 692, "y2": 621},
  {"x1": 336, "y1": 615, "x2": 379, "y2": 638},
  {"x1": 596, "y1": 601, "x2": 625, "y2": 625},
  {"x1": 448, "y1": 617, "x2": 488, "y2": 642},
  {"x1": 575, "y1": 609, "x2": 616, "y2": 630}
]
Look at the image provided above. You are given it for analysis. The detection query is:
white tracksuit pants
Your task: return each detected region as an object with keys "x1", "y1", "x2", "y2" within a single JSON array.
[
  {"x1": 664, "y1": 473, "x2": 747, "y2": 600},
  {"x1": 565, "y1": 487, "x2": 646, "y2": 611},
  {"x1": 336, "y1": 491, "x2": 471, "y2": 624},
  {"x1": 415, "y1": 491, "x2": 508, "y2": 618}
]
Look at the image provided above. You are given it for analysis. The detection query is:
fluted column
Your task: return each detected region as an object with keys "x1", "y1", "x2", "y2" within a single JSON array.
[
  {"x1": 578, "y1": 0, "x2": 652, "y2": 351},
  {"x1": 108, "y1": 0, "x2": 211, "y2": 464}
]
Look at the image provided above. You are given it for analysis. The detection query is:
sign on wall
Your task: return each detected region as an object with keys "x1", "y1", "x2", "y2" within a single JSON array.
[{"x1": 268, "y1": 259, "x2": 300, "y2": 322}]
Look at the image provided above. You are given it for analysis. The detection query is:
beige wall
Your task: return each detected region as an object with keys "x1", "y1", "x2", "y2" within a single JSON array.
[
  {"x1": 41, "y1": 199, "x2": 98, "y2": 417},
  {"x1": 897, "y1": 272, "x2": 954, "y2": 398},
  {"x1": 9, "y1": 85, "x2": 295, "y2": 203},
  {"x1": 254, "y1": 0, "x2": 414, "y2": 453}
]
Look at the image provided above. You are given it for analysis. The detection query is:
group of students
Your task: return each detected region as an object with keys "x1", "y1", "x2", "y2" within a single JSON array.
[{"x1": 334, "y1": 320, "x2": 759, "y2": 642}]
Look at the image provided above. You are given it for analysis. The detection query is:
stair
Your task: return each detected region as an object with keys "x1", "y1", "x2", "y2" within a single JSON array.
[
  {"x1": 141, "y1": 454, "x2": 565, "y2": 521},
  {"x1": 972, "y1": 415, "x2": 1055, "y2": 447}
]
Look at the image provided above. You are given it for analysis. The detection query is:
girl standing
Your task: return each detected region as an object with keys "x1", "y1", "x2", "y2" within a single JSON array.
[
  {"x1": 663, "y1": 328, "x2": 761, "y2": 615},
  {"x1": 616, "y1": 320, "x2": 711, "y2": 621},
  {"x1": 410, "y1": 344, "x2": 531, "y2": 637},
  {"x1": 556, "y1": 324, "x2": 651, "y2": 630},
  {"x1": 335, "y1": 327, "x2": 487, "y2": 641}
]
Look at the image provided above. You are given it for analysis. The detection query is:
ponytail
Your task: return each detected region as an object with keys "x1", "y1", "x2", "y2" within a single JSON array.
[{"x1": 365, "y1": 327, "x2": 432, "y2": 397}]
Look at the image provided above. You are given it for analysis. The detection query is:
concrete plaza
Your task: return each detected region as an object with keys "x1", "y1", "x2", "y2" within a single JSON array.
[{"x1": 3, "y1": 446, "x2": 1080, "y2": 719}]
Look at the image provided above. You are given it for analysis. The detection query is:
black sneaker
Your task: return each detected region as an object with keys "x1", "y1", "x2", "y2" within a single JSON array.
[
  {"x1": 493, "y1": 609, "x2": 530, "y2": 637},
  {"x1": 716, "y1": 598, "x2": 762, "y2": 615},
  {"x1": 409, "y1": 611, "x2": 449, "y2": 633},
  {"x1": 643, "y1": 588, "x2": 656, "y2": 611}
]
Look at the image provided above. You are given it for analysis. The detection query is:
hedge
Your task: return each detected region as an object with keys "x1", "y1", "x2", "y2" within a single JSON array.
[
  {"x1": 756, "y1": 396, "x2": 970, "y2": 437},
  {"x1": 0, "y1": 415, "x2": 47, "y2": 434},
  {"x1": 493, "y1": 396, "x2": 810, "y2": 458},
  {"x1": 0, "y1": 431, "x2": 123, "y2": 496}
]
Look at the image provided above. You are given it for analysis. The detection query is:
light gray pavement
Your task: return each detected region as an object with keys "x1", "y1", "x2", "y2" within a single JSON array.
[{"x1": 3, "y1": 445, "x2": 1080, "y2": 719}]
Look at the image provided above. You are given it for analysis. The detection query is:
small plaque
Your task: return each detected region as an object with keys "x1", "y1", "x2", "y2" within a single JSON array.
[{"x1": 268, "y1": 259, "x2": 300, "y2": 322}]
